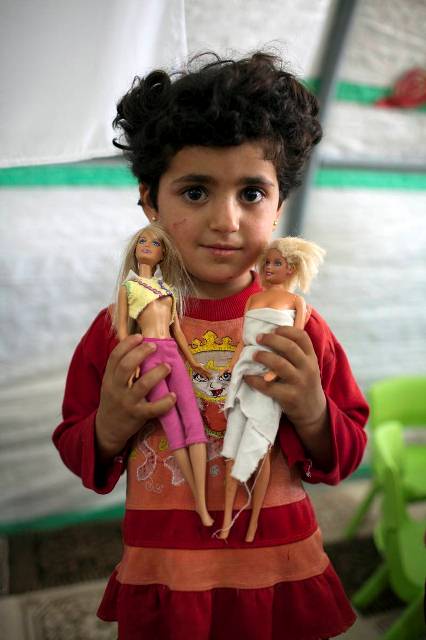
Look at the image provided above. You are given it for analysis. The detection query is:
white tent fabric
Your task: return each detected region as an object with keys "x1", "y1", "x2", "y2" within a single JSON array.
[
  {"x1": 0, "y1": 0, "x2": 187, "y2": 167},
  {"x1": 0, "y1": 0, "x2": 425, "y2": 527}
]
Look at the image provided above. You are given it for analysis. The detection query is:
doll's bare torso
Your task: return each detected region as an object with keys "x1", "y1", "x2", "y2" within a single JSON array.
[
  {"x1": 246, "y1": 288, "x2": 306, "y2": 331},
  {"x1": 136, "y1": 296, "x2": 174, "y2": 339},
  {"x1": 247, "y1": 289, "x2": 297, "y2": 312}
]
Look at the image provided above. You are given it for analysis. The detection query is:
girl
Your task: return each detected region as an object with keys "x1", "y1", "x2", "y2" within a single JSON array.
[
  {"x1": 220, "y1": 237, "x2": 325, "y2": 542},
  {"x1": 116, "y1": 223, "x2": 213, "y2": 526},
  {"x1": 53, "y1": 52, "x2": 369, "y2": 640}
]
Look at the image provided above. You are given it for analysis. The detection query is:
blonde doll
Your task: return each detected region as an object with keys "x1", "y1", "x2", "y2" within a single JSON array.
[
  {"x1": 220, "y1": 237, "x2": 325, "y2": 541},
  {"x1": 115, "y1": 222, "x2": 213, "y2": 526}
]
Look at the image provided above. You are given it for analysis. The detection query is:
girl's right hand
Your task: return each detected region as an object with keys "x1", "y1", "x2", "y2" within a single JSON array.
[{"x1": 95, "y1": 335, "x2": 176, "y2": 463}]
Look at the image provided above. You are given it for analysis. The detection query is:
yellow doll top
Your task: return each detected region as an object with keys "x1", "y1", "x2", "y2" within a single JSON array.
[{"x1": 122, "y1": 270, "x2": 177, "y2": 323}]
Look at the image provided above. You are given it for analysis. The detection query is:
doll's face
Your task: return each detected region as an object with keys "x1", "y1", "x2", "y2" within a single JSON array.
[
  {"x1": 135, "y1": 231, "x2": 164, "y2": 268},
  {"x1": 263, "y1": 248, "x2": 293, "y2": 284}
]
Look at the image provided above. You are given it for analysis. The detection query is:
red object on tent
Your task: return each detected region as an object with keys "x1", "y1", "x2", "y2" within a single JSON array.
[{"x1": 375, "y1": 68, "x2": 426, "y2": 108}]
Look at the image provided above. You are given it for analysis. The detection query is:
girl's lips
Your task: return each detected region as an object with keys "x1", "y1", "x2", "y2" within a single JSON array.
[{"x1": 201, "y1": 245, "x2": 241, "y2": 256}]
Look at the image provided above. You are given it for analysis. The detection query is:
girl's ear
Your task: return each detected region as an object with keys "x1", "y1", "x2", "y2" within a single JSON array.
[{"x1": 138, "y1": 184, "x2": 157, "y2": 221}]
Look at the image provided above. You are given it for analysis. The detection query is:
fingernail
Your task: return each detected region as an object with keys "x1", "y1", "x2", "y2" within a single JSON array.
[
  {"x1": 170, "y1": 392, "x2": 176, "y2": 400},
  {"x1": 256, "y1": 333, "x2": 264, "y2": 343}
]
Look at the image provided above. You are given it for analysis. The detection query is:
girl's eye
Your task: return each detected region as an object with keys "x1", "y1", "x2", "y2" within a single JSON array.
[
  {"x1": 153, "y1": 240, "x2": 161, "y2": 247},
  {"x1": 183, "y1": 186, "x2": 207, "y2": 202},
  {"x1": 138, "y1": 238, "x2": 146, "y2": 244},
  {"x1": 265, "y1": 260, "x2": 271, "y2": 266},
  {"x1": 274, "y1": 260, "x2": 282, "y2": 267},
  {"x1": 241, "y1": 187, "x2": 264, "y2": 203}
]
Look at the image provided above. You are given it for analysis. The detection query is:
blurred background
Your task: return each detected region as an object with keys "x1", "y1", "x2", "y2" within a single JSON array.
[{"x1": 0, "y1": 0, "x2": 425, "y2": 637}]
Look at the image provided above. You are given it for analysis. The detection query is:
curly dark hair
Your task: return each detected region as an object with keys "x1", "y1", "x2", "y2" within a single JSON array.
[{"x1": 113, "y1": 51, "x2": 322, "y2": 208}]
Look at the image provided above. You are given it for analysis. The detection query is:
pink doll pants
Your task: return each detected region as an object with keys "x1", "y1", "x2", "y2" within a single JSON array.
[{"x1": 140, "y1": 338, "x2": 207, "y2": 451}]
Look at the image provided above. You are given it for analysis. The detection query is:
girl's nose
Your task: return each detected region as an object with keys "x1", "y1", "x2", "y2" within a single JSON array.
[{"x1": 209, "y1": 198, "x2": 240, "y2": 233}]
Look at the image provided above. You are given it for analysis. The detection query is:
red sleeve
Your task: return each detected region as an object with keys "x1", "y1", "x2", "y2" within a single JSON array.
[
  {"x1": 52, "y1": 309, "x2": 127, "y2": 493},
  {"x1": 278, "y1": 308, "x2": 369, "y2": 485}
]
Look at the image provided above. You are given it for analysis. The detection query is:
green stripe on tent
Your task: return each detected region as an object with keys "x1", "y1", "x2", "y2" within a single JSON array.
[
  {"x1": 1, "y1": 164, "x2": 425, "y2": 189},
  {"x1": 0, "y1": 164, "x2": 137, "y2": 187},
  {"x1": 304, "y1": 78, "x2": 426, "y2": 111},
  {"x1": 315, "y1": 169, "x2": 426, "y2": 190},
  {"x1": 0, "y1": 504, "x2": 125, "y2": 535}
]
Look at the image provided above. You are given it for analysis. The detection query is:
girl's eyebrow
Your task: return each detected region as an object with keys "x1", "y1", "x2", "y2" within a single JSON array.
[{"x1": 172, "y1": 174, "x2": 275, "y2": 187}]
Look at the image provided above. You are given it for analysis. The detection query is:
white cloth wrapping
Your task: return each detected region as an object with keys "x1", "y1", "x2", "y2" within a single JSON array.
[{"x1": 222, "y1": 308, "x2": 295, "y2": 482}]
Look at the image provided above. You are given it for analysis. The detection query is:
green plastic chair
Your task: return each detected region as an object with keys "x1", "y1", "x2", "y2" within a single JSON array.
[
  {"x1": 344, "y1": 375, "x2": 426, "y2": 539},
  {"x1": 352, "y1": 421, "x2": 426, "y2": 639}
]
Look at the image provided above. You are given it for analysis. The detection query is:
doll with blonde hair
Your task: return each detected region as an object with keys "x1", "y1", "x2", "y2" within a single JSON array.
[
  {"x1": 220, "y1": 237, "x2": 325, "y2": 541},
  {"x1": 115, "y1": 222, "x2": 213, "y2": 526}
]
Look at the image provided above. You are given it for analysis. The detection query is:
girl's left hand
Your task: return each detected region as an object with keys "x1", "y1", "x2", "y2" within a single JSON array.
[{"x1": 244, "y1": 326, "x2": 327, "y2": 435}]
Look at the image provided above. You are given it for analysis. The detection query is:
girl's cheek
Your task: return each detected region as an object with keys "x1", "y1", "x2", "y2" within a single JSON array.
[{"x1": 170, "y1": 218, "x2": 188, "y2": 230}]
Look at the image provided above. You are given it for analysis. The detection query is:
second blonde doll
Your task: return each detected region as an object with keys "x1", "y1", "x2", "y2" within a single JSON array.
[{"x1": 220, "y1": 237, "x2": 325, "y2": 541}]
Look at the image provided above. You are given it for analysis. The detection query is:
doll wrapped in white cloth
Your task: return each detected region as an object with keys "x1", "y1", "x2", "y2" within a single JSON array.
[{"x1": 219, "y1": 237, "x2": 325, "y2": 542}]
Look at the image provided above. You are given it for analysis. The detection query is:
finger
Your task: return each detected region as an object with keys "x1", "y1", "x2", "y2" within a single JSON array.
[
  {"x1": 244, "y1": 374, "x2": 293, "y2": 405},
  {"x1": 253, "y1": 349, "x2": 296, "y2": 381},
  {"x1": 244, "y1": 374, "x2": 277, "y2": 397},
  {"x1": 264, "y1": 326, "x2": 314, "y2": 357},
  {"x1": 257, "y1": 332, "x2": 311, "y2": 369},
  {"x1": 137, "y1": 392, "x2": 177, "y2": 420},
  {"x1": 130, "y1": 362, "x2": 172, "y2": 400},
  {"x1": 105, "y1": 334, "x2": 144, "y2": 376},
  {"x1": 115, "y1": 342, "x2": 157, "y2": 386}
]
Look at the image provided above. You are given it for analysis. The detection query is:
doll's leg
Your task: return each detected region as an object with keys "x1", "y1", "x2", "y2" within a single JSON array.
[
  {"x1": 219, "y1": 403, "x2": 246, "y2": 538},
  {"x1": 140, "y1": 360, "x2": 196, "y2": 489},
  {"x1": 188, "y1": 443, "x2": 213, "y2": 526},
  {"x1": 166, "y1": 352, "x2": 212, "y2": 526},
  {"x1": 245, "y1": 450, "x2": 271, "y2": 543},
  {"x1": 167, "y1": 352, "x2": 207, "y2": 445},
  {"x1": 219, "y1": 459, "x2": 240, "y2": 539}
]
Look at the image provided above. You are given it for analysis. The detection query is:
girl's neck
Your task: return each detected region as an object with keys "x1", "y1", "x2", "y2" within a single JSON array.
[{"x1": 191, "y1": 271, "x2": 253, "y2": 300}]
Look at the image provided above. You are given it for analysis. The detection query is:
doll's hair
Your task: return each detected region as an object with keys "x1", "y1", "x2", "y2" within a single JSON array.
[
  {"x1": 258, "y1": 236, "x2": 325, "y2": 293},
  {"x1": 112, "y1": 51, "x2": 322, "y2": 208},
  {"x1": 113, "y1": 222, "x2": 194, "y2": 335}
]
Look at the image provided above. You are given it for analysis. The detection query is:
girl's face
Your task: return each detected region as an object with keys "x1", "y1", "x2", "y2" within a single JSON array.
[
  {"x1": 135, "y1": 230, "x2": 163, "y2": 268},
  {"x1": 263, "y1": 248, "x2": 293, "y2": 285},
  {"x1": 139, "y1": 142, "x2": 282, "y2": 298}
]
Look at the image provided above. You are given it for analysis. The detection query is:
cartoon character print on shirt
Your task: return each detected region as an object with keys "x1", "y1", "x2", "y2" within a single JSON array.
[
  {"x1": 133, "y1": 330, "x2": 236, "y2": 489},
  {"x1": 133, "y1": 424, "x2": 185, "y2": 490}
]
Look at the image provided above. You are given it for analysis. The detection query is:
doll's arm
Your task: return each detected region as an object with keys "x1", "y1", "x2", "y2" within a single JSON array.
[
  {"x1": 226, "y1": 340, "x2": 244, "y2": 372},
  {"x1": 117, "y1": 285, "x2": 141, "y2": 386},
  {"x1": 293, "y1": 294, "x2": 307, "y2": 330},
  {"x1": 225, "y1": 297, "x2": 252, "y2": 372},
  {"x1": 117, "y1": 285, "x2": 130, "y2": 341},
  {"x1": 172, "y1": 316, "x2": 211, "y2": 378}
]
